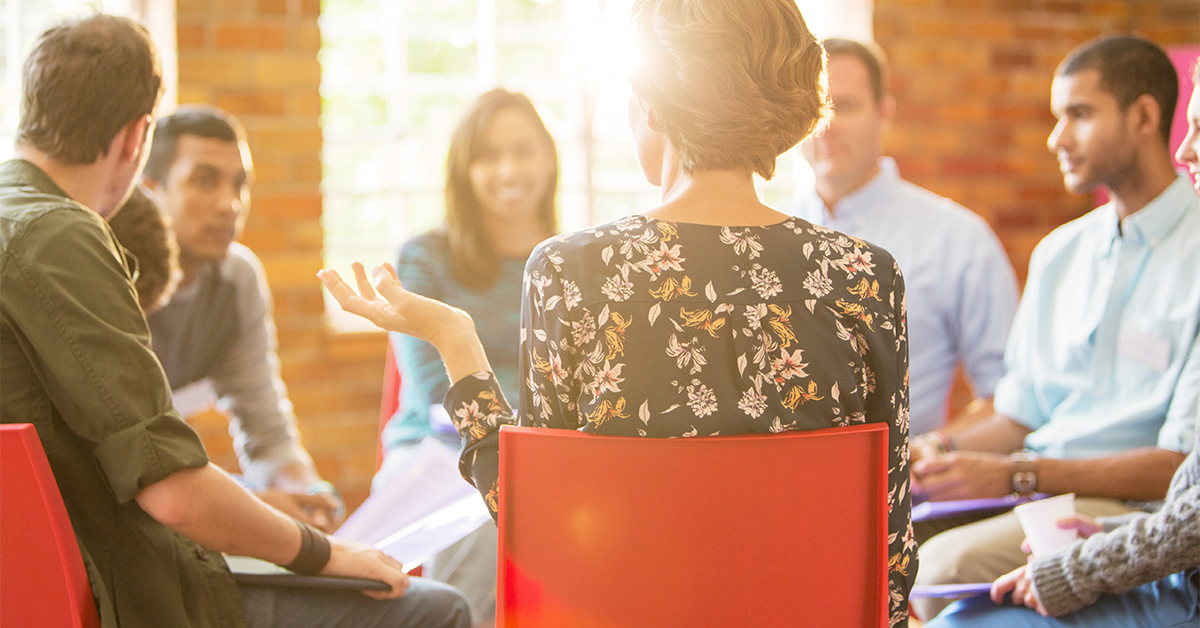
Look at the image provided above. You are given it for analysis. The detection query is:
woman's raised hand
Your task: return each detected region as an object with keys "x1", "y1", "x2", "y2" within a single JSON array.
[
  {"x1": 318, "y1": 262, "x2": 464, "y2": 343},
  {"x1": 318, "y1": 262, "x2": 492, "y2": 382}
]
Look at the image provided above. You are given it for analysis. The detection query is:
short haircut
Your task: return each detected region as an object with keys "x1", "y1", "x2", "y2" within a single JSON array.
[
  {"x1": 17, "y1": 14, "x2": 162, "y2": 164},
  {"x1": 1058, "y1": 35, "x2": 1178, "y2": 146},
  {"x1": 823, "y1": 38, "x2": 890, "y2": 104},
  {"x1": 629, "y1": 0, "x2": 829, "y2": 180},
  {"x1": 142, "y1": 105, "x2": 247, "y2": 184},
  {"x1": 108, "y1": 186, "x2": 180, "y2": 314}
]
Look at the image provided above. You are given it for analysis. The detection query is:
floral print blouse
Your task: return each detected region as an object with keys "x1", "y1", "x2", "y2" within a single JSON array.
[{"x1": 444, "y1": 214, "x2": 916, "y2": 625}]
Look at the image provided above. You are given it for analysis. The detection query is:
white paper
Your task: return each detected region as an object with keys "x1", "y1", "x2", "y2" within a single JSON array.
[
  {"x1": 428, "y1": 404, "x2": 458, "y2": 435},
  {"x1": 334, "y1": 438, "x2": 490, "y2": 567},
  {"x1": 172, "y1": 378, "x2": 217, "y2": 417}
]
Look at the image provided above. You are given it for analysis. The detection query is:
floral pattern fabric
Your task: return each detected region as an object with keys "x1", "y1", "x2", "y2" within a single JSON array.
[{"x1": 445, "y1": 214, "x2": 916, "y2": 625}]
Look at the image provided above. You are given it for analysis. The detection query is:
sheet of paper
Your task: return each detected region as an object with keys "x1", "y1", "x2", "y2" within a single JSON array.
[
  {"x1": 172, "y1": 378, "x2": 217, "y2": 417},
  {"x1": 334, "y1": 437, "x2": 490, "y2": 566}
]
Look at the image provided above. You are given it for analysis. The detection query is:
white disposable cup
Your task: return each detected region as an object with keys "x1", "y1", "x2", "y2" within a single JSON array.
[{"x1": 1014, "y1": 493, "x2": 1079, "y2": 556}]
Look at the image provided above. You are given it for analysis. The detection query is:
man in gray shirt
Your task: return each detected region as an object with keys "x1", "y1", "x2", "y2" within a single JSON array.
[{"x1": 141, "y1": 106, "x2": 342, "y2": 531}]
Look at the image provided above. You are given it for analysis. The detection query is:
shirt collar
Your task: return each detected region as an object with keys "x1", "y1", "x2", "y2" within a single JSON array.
[
  {"x1": 1098, "y1": 174, "x2": 1195, "y2": 254},
  {"x1": 0, "y1": 159, "x2": 71, "y2": 200},
  {"x1": 801, "y1": 157, "x2": 900, "y2": 224},
  {"x1": 1119, "y1": 174, "x2": 1196, "y2": 248}
]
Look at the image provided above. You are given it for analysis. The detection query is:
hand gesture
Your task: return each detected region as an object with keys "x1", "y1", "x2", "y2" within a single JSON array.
[
  {"x1": 318, "y1": 262, "x2": 472, "y2": 347},
  {"x1": 318, "y1": 262, "x2": 491, "y2": 382}
]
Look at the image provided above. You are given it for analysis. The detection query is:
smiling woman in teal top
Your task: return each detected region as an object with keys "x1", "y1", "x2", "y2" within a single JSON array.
[{"x1": 378, "y1": 88, "x2": 559, "y2": 470}]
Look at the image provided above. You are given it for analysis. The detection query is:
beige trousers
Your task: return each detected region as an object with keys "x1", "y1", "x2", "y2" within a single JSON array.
[{"x1": 911, "y1": 496, "x2": 1138, "y2": 621}]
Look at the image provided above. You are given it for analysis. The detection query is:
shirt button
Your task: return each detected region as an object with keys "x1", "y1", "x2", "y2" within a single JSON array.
[{"x1": 195, "y1": 546, "x2": 210, "y2": 561}]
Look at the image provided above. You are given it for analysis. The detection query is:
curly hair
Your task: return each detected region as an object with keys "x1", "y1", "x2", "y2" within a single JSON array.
[
  {"x1": 629, "y1": 0, "x2": 830, "y2": 179},
  {"x1": 108, "y1": 187, "x2": 180, "y2": 314}
]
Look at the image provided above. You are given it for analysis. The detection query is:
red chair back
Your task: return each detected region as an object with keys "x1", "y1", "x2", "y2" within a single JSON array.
[
  {"x1": 496, "y1": 423, "x2": 890, "y2": 628},
  {"x1": 1, "y1": 423, "x2": 100, "y2": 628},
  {"x1": 377, "y1": 336, "x2": 402, "y2": 472}
]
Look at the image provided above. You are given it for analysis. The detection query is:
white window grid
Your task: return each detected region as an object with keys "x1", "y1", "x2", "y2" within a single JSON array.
[{"x1": 320, "y1": 0, "x2": 871, "y2": 284}]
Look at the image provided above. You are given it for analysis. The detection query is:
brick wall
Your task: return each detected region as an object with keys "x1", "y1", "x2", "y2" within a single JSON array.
[
  {"x1": 875, "y1": 0, "x2": 1199, "y2": 281},
  {"x1": 874, "y1": 0, "x2": 1199, "y2": 415},
  {"x1": 174, "y1": 0, "x2": 1199, "y2": 511},
  {"x1": 175, "y1": 0, "x2": 385, "y2": 512}
]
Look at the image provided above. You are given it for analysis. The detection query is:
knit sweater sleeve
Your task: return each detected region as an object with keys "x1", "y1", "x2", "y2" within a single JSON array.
[{"x1": 1030, "y1": 458, "x2": 1200, "y2": 616}]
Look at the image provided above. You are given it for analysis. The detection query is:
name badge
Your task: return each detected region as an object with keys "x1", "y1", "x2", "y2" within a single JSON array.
[{"x1": 1117, "y1": 324, "x2": 1171, "y2": 373}]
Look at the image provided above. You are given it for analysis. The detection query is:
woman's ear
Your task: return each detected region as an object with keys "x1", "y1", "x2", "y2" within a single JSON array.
[{"x1": 643, "y1": 100, "x2": 660, "y2": 132}]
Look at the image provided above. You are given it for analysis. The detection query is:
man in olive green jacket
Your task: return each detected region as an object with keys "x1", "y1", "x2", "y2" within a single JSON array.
[{"x1": 0, "y1": 14, "x2": 468, "y2": 628}]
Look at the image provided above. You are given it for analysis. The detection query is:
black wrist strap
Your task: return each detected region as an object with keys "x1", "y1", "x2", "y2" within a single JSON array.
[{"x1": 283, "y1": 520, "x2": 331, "y2": 575}]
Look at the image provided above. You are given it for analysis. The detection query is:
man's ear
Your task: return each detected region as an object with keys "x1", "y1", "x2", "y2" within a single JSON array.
[
  {"x1": 1128, "y1": 93, "x2": 1163, "y2": 146},
  {"x1": 879, "y1": 94, "x2": 897, "y2": 130},
  {"x1": 117, "y1": 115, "x2": 152, "y2": 164}
]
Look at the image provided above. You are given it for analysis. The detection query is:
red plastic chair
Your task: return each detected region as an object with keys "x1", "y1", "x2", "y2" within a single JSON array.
[
  {"x1": 1, "y1": 423, "x2": 100, "y2": 628},
  {"x1": 377, "y1": 335, "x2": 403, "y2": 472},
  {"x1": 496, "y1": 423, "x2": 891, "y2": 628}
]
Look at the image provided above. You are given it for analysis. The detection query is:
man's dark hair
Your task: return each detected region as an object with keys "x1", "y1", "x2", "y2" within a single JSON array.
[
  {"x1": 823, "y1": 38, "x2": 890, "y2": 105},
  {"x1": 17, "y1": 14, "x2": 162, "y2": 164},
  {"x1": 142, "y1": 105, "x2": 247, "y2": 184},
  {"x1": 1058, "y1": 35, "x2": 1178, "y2": 146}
]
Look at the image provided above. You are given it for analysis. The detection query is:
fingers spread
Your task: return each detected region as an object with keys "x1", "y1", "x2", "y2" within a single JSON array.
[{"x1": 353, "y1": 262, "x2": 378, "y2": 301}]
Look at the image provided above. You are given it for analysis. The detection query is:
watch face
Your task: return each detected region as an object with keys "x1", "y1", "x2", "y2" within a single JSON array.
[{"x1": 1013, "y1": 471, "x2": 1037, "y2": 493}]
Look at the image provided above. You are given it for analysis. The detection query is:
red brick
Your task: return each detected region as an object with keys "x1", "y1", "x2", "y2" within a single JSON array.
[
  {"x1": 239, "y1": 227, "x2": 289, "y2": 252},
  {"x1": 214, "y1": 90, "x2": 286, "y2": 115},
  {"x1": 992, "y1": 48, "x2": 1035, "y2": 69},
  {"x1": 215, "y1": 24, "x2": 288, "y2": 50},
  {"x1": 258, "y1": 0, "x2": 289, "y2": 16},
  {"x1": 941, "y1": 156, "x2": 1010, "y2": 177},
  {"x1": 254, "y1": 194, "x2": 322, "y2": 219},
  {"x1": 177, "y1": 23, "x2": 205, "y2": 48},
  {"x1": 1046, "y1": 0, "x2": 1082, "y2": 14}
]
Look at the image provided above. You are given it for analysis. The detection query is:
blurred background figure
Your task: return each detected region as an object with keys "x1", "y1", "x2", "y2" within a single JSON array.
[
  {"x1": 374, "y1": 88, "x2": 560, "y2": 627},
  {"x1": 142, "y1": 106, "x2": 347, "y2": 532},
  {"x1": 797, "y1": 38, "x2": 1018, "y2": 439}
]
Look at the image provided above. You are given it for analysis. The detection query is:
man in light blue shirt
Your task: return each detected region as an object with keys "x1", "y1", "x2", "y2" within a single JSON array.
[
  {"x1": 797, "y1": 39, "x2": 1019, "y2": 437},
  {"x1": 910, "y1": 36, "x2": 1199, "y2": 620}
]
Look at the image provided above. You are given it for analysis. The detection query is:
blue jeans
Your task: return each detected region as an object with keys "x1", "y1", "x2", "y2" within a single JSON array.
[
  {"x1": 925, "y1": 570, "x2": 1200, "y2": 628},
  {"x1": 239, "y1": 576, "x2": 472, "y2": 628}
]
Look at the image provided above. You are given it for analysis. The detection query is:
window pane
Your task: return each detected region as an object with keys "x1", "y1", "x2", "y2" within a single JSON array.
[{"x1": 407, "y1": 41, "x2": 477, "y2": 74}]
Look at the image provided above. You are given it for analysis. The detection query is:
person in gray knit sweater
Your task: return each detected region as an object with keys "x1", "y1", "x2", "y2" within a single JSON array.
[{"x1": 926, "y1": 66, "x2": 1200, "y2": 628}]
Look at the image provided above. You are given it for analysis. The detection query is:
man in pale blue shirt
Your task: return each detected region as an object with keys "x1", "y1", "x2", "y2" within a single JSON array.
[
  {"x1": 797, "y1": 39, "x2": 1019, "y2": 437},
  {"x1": 910, "y1": 35, "x2": 1200, "y2": 620}
]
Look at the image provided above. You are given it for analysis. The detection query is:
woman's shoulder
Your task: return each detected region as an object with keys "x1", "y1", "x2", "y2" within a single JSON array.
[
  {"x1": 526, "y1": 215, "x2": 659, "y2": 267},
  {"x1": 398, "y1": 230, "x2": 449, "y2": 262}
]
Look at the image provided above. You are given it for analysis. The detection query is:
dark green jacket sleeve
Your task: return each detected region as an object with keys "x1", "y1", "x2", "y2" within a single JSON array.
[{"x1": 2, "y1": 206, "x2": 208, "y2": 501}]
